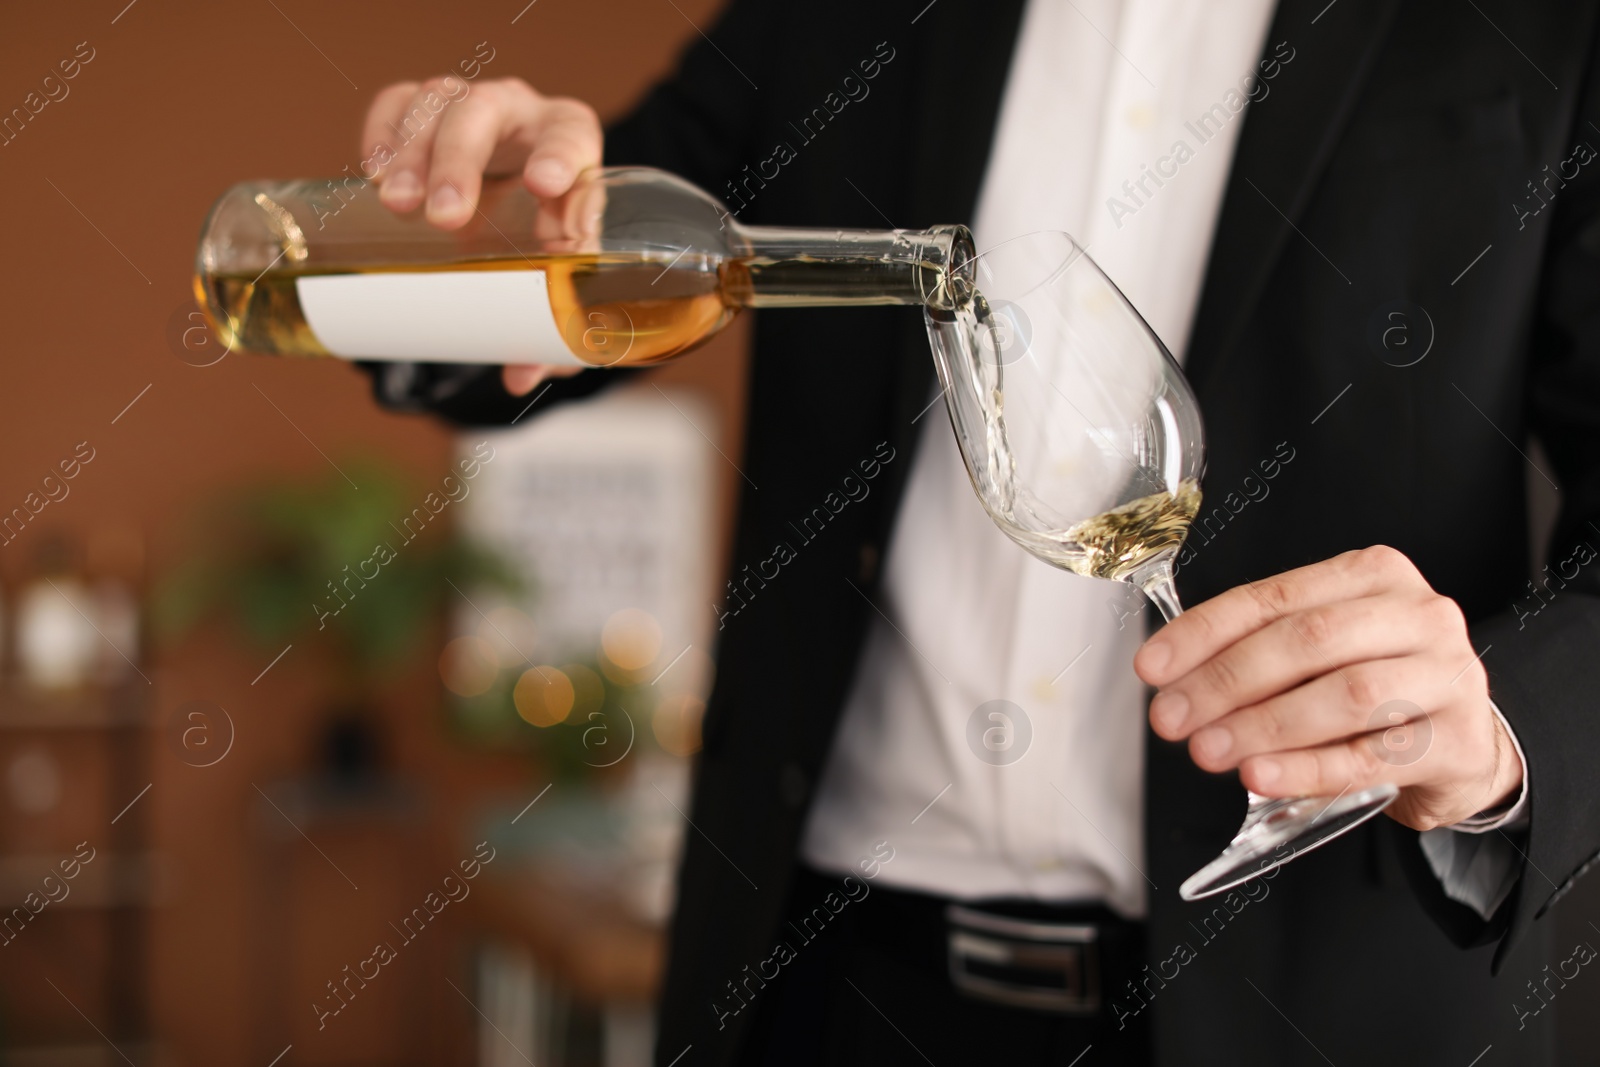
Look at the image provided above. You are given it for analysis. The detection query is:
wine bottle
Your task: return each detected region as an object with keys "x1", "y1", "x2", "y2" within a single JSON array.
[{"x1": 194, "y1": 166, "x2": 975, "y2": 368}]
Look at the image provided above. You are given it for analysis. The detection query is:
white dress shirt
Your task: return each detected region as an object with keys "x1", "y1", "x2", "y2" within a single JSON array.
[{"x1": 800, "y1": 0, "x2": 1527, "y2": 920}]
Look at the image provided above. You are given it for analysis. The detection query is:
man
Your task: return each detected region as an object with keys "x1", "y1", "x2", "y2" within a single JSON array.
[{"x1": 357, "y1": 0, "x2": 1600, "y2": 1062}]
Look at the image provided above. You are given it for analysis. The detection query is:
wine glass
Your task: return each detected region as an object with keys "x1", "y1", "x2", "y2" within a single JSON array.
[{"x1": 925, "y1": 231, "x2": 1398, "y2": 901}]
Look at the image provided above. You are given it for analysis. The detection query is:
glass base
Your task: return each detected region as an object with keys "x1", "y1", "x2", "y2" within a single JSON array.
[{"x1": 1178, "y1": 782, "x2": 1400, "y2": 901}]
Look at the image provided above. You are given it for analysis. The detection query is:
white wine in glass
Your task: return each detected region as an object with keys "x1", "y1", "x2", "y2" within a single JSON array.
[{"x1": 924, "y1": 231, "x2": 1398, "y2": 901}]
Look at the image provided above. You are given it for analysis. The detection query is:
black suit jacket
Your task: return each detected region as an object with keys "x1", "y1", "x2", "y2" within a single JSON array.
[{"x1": 373, "y1": 1, "x2": 1600, "y2": 1063}]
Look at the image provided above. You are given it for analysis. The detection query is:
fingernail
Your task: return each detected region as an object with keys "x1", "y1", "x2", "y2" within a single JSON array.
[
  {"x1": 381, "y1": 171, "x2": 421, "y2": 205},
  {"x1": 427, "y1": 183, "x2": 468, "y2": 221},
  {"x1": 1194, "y1": 727, "x2": 1232, "y2": 762},
  {"x1": 528, "y1": 157, "x2": 572, "y2": 190},
  {"x1": 1141, "y1": 639, "x2": 1171, "y2": 676},
  {"x1": 1150, "y1": 691, "x2": 1188, "y2": 735},
  {"x1": 1253, "y1": 758, "x2": 1281, "y2": 788}
]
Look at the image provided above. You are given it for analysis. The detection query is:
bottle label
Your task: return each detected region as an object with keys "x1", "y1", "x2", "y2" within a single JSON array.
[{"x1": 294, "y1": 269, "x2": 584, "y2": 365}]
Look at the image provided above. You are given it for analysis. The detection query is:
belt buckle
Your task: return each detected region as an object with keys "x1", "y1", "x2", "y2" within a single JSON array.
[{"x1": 944, "y1": 905, "x2": 1100, "y2": 1014}]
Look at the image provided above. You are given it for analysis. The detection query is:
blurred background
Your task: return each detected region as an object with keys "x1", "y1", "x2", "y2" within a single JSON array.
[{"x1": 0, "y1": 1, "x2": 748, "y2": 1063}]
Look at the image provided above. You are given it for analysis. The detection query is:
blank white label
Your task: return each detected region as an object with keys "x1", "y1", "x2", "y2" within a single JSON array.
[{"x1": 295, "y1": 269, "x2": 584, "y2": 365}]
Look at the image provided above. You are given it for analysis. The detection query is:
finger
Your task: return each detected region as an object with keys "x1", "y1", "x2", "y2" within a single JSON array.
[
  {"x1": 503, "y1": 365, "x2": 549, "y2": 396},
  {"x1": 1186, "y1": 655, "x2": 1440, "y2": 772},
  {"x1": 1135, "y1": 545, "x2": 1428, "y2": 687},
  {"x1": 378, "y1": 79, "x2": 464, "y2": 212},
  {"x1": 1235, "y1": 729, "x2": 1401, "y2": 796},
  {"x1": 1240, "y1": 720, "x2": 1445, "y2": 799},
  {"x1": 1149, "y1": 591, "x2": 1437, "y2": 739},
  {"x1": 522, "y1": 97, "x2": 604, "y2": 197},
  {"x1": 425, "y1": 81, "x2": 540, "y2": 228},
  {"x1": 1242, "y1": 693, "x2": 1510, "y2": 832},
  {"x1": 361, "y1": 81, "x2": 420, "y2": 183},
  {"x1": 533, "y1": 179, "x2": 609, "y2": 245},
  {"x1": 504, "y1": 363, "x2": 585, "y2": 394}
]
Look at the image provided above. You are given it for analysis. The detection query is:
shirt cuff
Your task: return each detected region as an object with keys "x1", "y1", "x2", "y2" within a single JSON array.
[
  {"x1": 1417, "y1": 699, "x2": 1529, "y2": 921},
  {"x1": 360, "y1": 360, "x2": 497, "y2": 411},
  {"x1": 1442, "y1": 698, "x2": 1529, "y2": 834}
]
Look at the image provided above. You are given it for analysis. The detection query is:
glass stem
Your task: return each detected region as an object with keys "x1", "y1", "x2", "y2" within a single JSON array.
[
  {"x1": 1129, "y1": 559, "x2": 1183, "y2": 625},
  {"x1": 1132, "y1": 561, "x2": 1272, "y2": 809}
]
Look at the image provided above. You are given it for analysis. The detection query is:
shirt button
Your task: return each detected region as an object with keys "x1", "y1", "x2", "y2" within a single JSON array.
[{"x1": 1125, "y1": 101, "x2": 1156, "y2": 129}]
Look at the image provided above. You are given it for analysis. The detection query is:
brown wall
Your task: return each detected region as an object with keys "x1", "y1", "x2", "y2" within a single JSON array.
[{"x1": 0, "y1": 2, "x2": 743, "y2": 1063}]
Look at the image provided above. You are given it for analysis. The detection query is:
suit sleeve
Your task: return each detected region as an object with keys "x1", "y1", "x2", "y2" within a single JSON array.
[
  {"x1": 1403, "y1": 29, "x2": 1600, "y2": 970},
  {"x1": 357, "y1": 0, "x2": 772, "y2": 422}
]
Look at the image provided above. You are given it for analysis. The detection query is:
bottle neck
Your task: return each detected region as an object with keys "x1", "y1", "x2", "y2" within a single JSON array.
[{"x1": 726, "y1": 223, "x2": 975, "y2": 310}]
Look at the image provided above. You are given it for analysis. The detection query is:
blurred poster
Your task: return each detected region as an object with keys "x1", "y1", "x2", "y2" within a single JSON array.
[{"x1": 457, "y1": 386, "x2": 716, "y2": 670}]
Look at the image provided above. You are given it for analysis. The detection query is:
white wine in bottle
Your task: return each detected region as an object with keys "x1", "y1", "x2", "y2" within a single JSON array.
[{"x1": 194, "y1": 167, "x2": 975, "y2": 368}]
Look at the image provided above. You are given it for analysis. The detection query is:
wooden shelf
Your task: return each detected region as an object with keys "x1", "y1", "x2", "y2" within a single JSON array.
[
  {"x1": 4, "y1": 1041, "x2": 164, "y2": 1067},
  {"x1": 471, "y1": 863, "x2": 664, "y2": 1004},
  {"x1": 0, "y1": 675, "x2": 154, "y2": 1048},
  {"x1": 0, "y1": 683, "x2": 145, "y2": 731},
  {"x1": 0, "y1": 852, "x2": 163, "y2": 909}
]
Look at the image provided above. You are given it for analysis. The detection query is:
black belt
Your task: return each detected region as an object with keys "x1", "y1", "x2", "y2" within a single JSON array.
[{"x1": 813, "y1": 865, "x2": 1146, "y2": 1017}]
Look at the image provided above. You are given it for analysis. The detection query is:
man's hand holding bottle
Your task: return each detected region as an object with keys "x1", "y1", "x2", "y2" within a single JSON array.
[{"x1": 362, "y1": 75, "x2": 602, "y2": 395}]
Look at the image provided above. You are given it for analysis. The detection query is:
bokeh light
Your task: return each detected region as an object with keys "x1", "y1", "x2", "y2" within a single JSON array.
[
  {"x1": 562, "y1": 662, "x2": 606, "y2": 721},
  {"x1": 652, "y1": 694, "x2": 705, "y2": 757},
  {"x1": 658, "y1": 645, "x2": 716, "y2": 700},
  {"x1": 600, "y1": 608, "x2": 662, "y2": 673},
  {"x1": 477, "y1": 605, "x2": 539, "y2": 668},
  {"x1": 439, "y1": 635, "x2": 499, "y2": 697},
  {"x1": 514, "y1": 665, "x2": 576, "y2": 727}
]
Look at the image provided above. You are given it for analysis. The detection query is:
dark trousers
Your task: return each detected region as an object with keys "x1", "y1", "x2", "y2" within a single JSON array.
[{"x1": 736, "y1": 865, "x2": 1153, "y2": 1066}]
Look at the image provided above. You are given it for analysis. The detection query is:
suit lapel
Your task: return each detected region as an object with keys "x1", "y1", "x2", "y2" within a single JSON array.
[
  {"x1": 1184, "y1": 0, "x2": 1401, "y2": 390},
  {"x1": 878, "y1": 0, "x2": 1027, "y2": 512},
  {"x1": 902, "y1": 0, "x2": 1028, "y2": 228},
  {"x1": 876, "y1": 0, "x2": 1403, "y2": 524},
  {"x1": 890, "y1": 0, "x2": 1404, "y2": 416},
  {"x1": 866, "y1": 0, "x2": 1028, "y2": 546}
]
